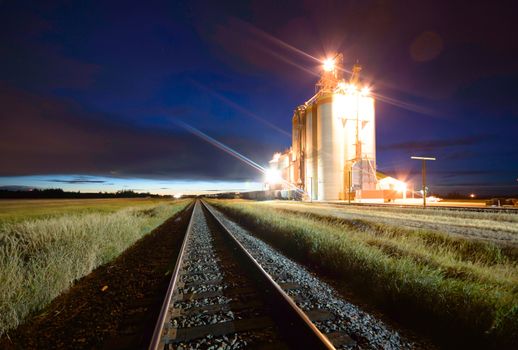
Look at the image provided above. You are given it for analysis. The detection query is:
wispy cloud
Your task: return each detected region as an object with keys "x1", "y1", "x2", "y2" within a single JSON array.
[
  {"x1": 0, "y1": 185, "x2": 38, "y2": 191},
  {"x1": 383, "y1": 134, "x2": 494, "y2": 152},
  {"x1": 0, "y1": 84, "x2": 275, "y2": 182},
  {"x1": 46, "y1": 179, "x2": 107, "y2": 184}
]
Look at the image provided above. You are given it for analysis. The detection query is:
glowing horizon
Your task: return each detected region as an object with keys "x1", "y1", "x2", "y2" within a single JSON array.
[{"x1": 0, "y1": 175, "x2": 263, "y2": 196}]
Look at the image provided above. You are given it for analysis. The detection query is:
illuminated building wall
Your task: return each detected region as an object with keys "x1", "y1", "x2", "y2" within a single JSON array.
[{"x1": 268, "y1": 57, "x2": 406, "y2": 201}]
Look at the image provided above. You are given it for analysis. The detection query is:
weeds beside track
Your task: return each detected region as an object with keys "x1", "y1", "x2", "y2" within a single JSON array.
[
  {"x1": 0, "y1": 200, "x2": 190, "y2": 335},
  {"x1": 209, "y1": 199, "x2": 518, "y2": 349}
]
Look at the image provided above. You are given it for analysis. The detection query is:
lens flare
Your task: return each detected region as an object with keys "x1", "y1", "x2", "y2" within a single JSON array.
[
  {"x1": 264, "y1": 169, "x2": 282, "y2": 184},
  {"x1": 323, "y1": 58, "x2": 335, "y2": 72},
  {"x1": 189, "y1": 80, "x2": 291, "y2": 138},
  {"x1": 174, "y1": 120, "x2": 305, "y2": 194}
]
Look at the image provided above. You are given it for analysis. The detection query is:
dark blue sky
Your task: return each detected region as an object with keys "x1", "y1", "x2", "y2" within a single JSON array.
[{"x1": 1, "y1": 0, "x2": 517, "y2": 196}]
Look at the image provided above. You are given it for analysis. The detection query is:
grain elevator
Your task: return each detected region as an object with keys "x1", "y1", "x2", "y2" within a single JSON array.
[{"x1": 268, "y1": 54, "x2": 406, "y2": 202}]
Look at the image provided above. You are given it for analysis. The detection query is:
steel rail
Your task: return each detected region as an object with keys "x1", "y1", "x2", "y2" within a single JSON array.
[
  {"x1": 148, "y1": 201, "x2": 197, "y2": 350},
  {"x1": 322, "y1": 201, "x2": 518, "y2": 214},
  {"x1": 201, "y1": 200, "x2": 335, "y2": 350}
]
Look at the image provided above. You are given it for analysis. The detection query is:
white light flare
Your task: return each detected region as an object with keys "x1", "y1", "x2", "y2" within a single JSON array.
[
  {"x1": 323, "y1": 58, "x2": 335, "y2": 72},
  {"x1": 264, "y1": 169, "x2": 282, "y2": 184},
  {"x1": 395, "y1": 181, "x2": 407, "y2": 193},
  {"x1": 189, "y1": 80, "x2": 291, "y2": 138},
  {"x1": 175, "y1": 120, "x2": 265, "y2": 174},
  {"x1": 346, "y1": 84, "x2": 357, "y2": 94},
  {"x1": 361, "y1": 86, "x2": 371, "y2": 96},
  {"x1": 174, "y1": 120, "x2": 305, "y2": 194}
]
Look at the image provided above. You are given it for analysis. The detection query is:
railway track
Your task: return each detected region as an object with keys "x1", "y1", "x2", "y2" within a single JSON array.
[
  {"x1": 323, "y1": 201, "x2": 518, "y2": 214},
  {"x1": 149, "y1": 200, "x2": 338, "y2": 349}
]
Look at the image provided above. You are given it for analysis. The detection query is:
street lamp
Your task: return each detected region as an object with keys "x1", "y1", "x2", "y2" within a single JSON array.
[
  {"x1": 323, "y1": 58, "x2": 335, "y2": 72},
  {"x1": 411, "y1": 156, "x2": 436, "y2": 208}
]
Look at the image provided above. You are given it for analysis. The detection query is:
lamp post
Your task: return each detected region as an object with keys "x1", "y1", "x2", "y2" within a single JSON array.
[
  {"x1": 410, "y1": 156, "x2": 436, "y2": 208},
  {"x1": 310, "y1": 176, "x2": 313, "y2": 203},
  {"x1": 348, "y1": 170, "x2": 352, "y2": 204}
]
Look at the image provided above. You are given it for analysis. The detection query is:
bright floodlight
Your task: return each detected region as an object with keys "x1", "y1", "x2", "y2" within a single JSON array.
[
  {"x1": 265, "y1": 168, "x2": 282, "y2": 184},
  {"x1": 395, "y1": 181, "x2": 407, "y2": 193},
  {"x1": 323, "y1": 58, "x2": 335, "y2": 72},
  {"x1": 361, "y1": 86, "x2": 371, "y2": 96},
  {"x1": 346, "y1": 84, "x2": 357, "y2": 94}
]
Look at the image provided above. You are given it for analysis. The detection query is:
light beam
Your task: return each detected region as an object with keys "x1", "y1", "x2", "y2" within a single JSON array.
[{"x1": 174, "y1": 120, "x2": 305, "y2": 194}]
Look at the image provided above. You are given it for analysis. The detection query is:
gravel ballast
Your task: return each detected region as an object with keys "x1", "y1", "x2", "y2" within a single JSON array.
[
  {"x1": 208, "y1": 203, "x2": 425, "y2": 350},
  {"x1": 166, "y1": 202, "x2": 285, "y2": 349}
]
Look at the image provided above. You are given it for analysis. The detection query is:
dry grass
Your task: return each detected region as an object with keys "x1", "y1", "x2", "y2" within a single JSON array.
[
  {"x1": 0, "y1": 198, "x2": 173, "y2": 225},
  {"x1": 210, "y1": 199, "x2": 518, "y2": 347},
  {"x1": 0, "y1": 199, "x2": 190, "y2": 335},
  {"x1": 259, "y1": 201, "x2": 518, "y2": 247}
]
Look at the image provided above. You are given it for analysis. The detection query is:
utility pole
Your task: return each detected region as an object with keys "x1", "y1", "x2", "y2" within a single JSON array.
[
  {"x1": 348, "y1": 170, "x2": 352, "y2": 204},
  {"x1": 355, "y1": 89, "x2": 363, "y2": 193},
  {"x1": 310, "y1": 176, "x2": 313, "y2": 203},
  {"x1": 411, "y1": 156, "x2": 436, "y2": 208}
]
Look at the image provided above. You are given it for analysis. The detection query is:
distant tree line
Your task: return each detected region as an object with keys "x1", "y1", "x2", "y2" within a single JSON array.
[
  {"x1": 0, "y1": 188, "x2": 171, "y2": 199},
  {"x1": 442, "y1": 191, "x2": 518, "y2": 200}
]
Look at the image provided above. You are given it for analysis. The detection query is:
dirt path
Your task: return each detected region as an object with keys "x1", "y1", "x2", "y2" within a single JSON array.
[{"x1": 0, "y1": 203, "x2": 193, "y2": 350}]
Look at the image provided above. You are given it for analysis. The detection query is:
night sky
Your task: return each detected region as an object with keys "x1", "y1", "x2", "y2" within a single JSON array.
[{"x1": 1, "y1": 0, "x2": 517, "y2": 196}]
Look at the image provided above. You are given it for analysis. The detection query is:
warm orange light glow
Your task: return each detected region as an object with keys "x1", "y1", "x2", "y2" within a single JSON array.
[
  {"x1": 323, "y1": 58, "x2": 335, "y2": 72},
  {"x1": 470, "y1": 193, "x2": 476, "y2": 198},
  {"x1": 395, "y1": 181, "x2": 407, "y2": 193}
]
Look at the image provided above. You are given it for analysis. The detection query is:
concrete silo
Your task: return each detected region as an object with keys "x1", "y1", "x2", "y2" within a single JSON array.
[
  {"x1": 316, "y1": 93, "x2": 345, "y2": 201},
  {"x1": 304, "y1": 104, "x2": 318, "y2": 200},
  {"x1": 268, "y1": 53, "x2": 394, "y2": 202}
]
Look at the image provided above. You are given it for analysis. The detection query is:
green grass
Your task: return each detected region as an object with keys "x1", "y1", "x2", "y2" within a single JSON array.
[
  {"x1": 0, "y1": 199, "x2": 191, "y2": 335},
  {"x1": 0, "y1": 198, "x2": 174, "y2": 225},
  {"x1": 210, "y1": 199, "x2": 518, "y2": 347}
]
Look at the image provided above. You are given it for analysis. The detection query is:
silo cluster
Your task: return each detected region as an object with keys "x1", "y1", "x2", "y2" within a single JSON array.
[
  {"x1": 270, "y1": 55, "x2": 373, "y2": 200},
  {"x1": 268, "y1": 54, "x2": 406, "y2": 202}
]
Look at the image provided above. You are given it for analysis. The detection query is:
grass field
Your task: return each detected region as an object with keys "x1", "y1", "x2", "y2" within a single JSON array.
[
  {"x1": 0, "y1": 198, "x2": 191, "y2": 335},
  {"x1": 0, "y1": 198, "x2": 174, "y2": 225},
  {"x1": 262, "y1": 201, "x2": 518, "y2": 251},
  {"x1": 209, "y1": 199, "x2": 518, "y2": 347}
]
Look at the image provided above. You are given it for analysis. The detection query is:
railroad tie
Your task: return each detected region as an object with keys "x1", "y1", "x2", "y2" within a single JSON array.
[
  {"x1": 173, "y1": 286, "x2": 257, "y2": 302},
  {"x1": 325, "y1": 331, "x2": 357, "y2": 347},
  {"x1": 166, "y1": 316, "x2": 275, "y2": 343}
]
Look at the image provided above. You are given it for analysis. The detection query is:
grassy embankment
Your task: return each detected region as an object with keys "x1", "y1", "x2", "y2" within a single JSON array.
[
  {"x1": 261, "y1": 201, "x2": 518, "y2": 255},
  {"x1": 0, "y1": 198, "x2": 191, "y2": 335},
  {"x1": 209, "y1": 199, "x2": 518, "y2": 348}
]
